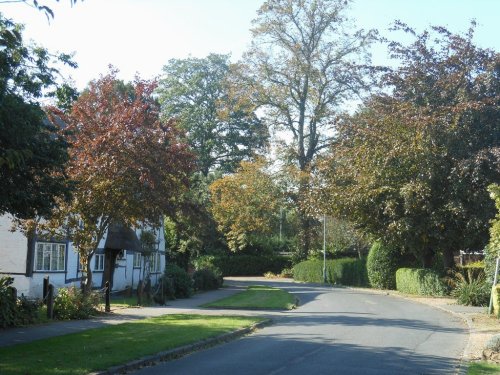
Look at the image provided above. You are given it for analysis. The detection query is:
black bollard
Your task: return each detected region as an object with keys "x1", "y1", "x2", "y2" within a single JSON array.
[
  {"x1": 105, "y1": 281, "x2": 110, "y2": 312},
  {"x1": 47, "y1": 284, "x2": 54, "y2": 319}
]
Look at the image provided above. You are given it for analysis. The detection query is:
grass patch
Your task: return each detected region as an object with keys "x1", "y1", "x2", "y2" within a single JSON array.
[
  {"x1": 108, "y1": 295, "x2": 152, "y2": 308},
  {"x1": 468, "y1": 361, "x2": 500, "y2": 374},
  {"x1": 0, "y1": 314, "x2": 263, "y2": 375},
  {"x1": 203, "y1": 285, "x2": 297, "y2": 310}
]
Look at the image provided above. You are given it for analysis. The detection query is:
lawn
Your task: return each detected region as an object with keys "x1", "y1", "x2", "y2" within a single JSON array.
[
  {"x1": 109, "y1": 295, "x2": 152, "y2": 308},
  {"x1": 203, "y1": 285, "x2": 297, "y2": 310},
  {"x1": 468, "y1": 361, "x2": 500, "y2": 374},
  {"x1": 0, "y1": 314, "x2": 263, "y2": 375}
]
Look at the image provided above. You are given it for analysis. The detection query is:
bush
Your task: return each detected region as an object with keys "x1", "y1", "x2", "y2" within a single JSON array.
[
  {"x1": 293, "y1": 258, "x2": 368, "y2": 286},
  {"x1": 53, "y1": 286, "x2": 100, "y2": 320},
  {"x1": 366, "y1": 242, "x2": 400, "y2": 290},
  {"x1": 164, "y1": 264, "x2": 193, "y2": 298},
  {"x1": 451, "y1": 270, "x2": 490, "y2": 306},
  {"x1": 395, "y1": 268, "x2": 448, "y2": 296},
  {"x1": 0, "y1": 276, "x2": 42, "y2": 328},
  {"x1": 192, "y1": 268, "x2": 223, "y2": 291},
  {"x1": 485, "y1": 334, "x2": 500, "y2": 352},
  {"x1": 193, "y1": 254, "x2": 291, "y2": 276},
  {"x1": 0, "y1": 276, "x2": 17, "y2": 328}
]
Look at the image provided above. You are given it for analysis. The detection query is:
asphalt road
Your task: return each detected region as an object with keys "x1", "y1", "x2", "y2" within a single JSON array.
[{"x1": 130, "y1": 281, "x2": 467, "y2": 375}]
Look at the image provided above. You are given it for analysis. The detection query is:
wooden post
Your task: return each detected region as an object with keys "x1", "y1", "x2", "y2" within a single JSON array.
[
  {"x1": 137, "y1": 279, "x2": 143, "y2": 306},
  {"x1": 43, "y1": 276, "x2": 49, "y2": 305},
  {"x1": 47, "y1": 284, "x2": 54, "y2": 319},
  {"x1": 105, "y1": 281, "x2": 111, "y2": 312}
]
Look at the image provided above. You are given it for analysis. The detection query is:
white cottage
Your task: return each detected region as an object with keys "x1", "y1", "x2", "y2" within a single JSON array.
[{"x1": 0, "y1": 215, "x2": 166, "y2": 298}]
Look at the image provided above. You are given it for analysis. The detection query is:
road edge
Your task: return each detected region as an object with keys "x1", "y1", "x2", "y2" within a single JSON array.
[{"x1": 87, "y1": 318, "x2": 273, "y2": 375}]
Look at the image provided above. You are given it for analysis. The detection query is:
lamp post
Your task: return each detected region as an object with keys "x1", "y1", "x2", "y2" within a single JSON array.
[{"x1": 323, "y1": 214, "x2": 327, "y2": 283}]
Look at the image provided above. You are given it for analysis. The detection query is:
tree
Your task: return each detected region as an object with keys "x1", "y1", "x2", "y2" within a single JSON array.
[
  {"x1": 0, "y1": 15, "x2": 75, "y2": 219},
  {"x1": 0, "y1": 1, "x2": 80, "y2": 21},
  {"x1": 47, "y1": 70, "x2": 194, "y2": 292},
  {"x1": 241, "y1": 0, "x2": 377, "y2": 258},
  {"x1": 157, "y1": 54, "x2": 268, "y2": 176},
  {"x1": 485, "y1": 184, "x2": 500, "y2": 281},
  {"x1": 319, "y1": 23, "x2": 500, "y2": 268},
  {"x1": 209, "y1": 159, "x2": 283, "y2": 252}
]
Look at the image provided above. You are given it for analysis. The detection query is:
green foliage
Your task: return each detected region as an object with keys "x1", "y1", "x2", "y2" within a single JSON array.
[
  {"x1": 0, "y1": 276, "x2": 17, "y2": 327},
  {"x1": 450, "y1": 270, "x2": 490, "y2": 307},
  {"x1": 485, "y1": 184, "x2": 500, "y2": 283},
  {"x1": 0, "y1": 276, "x2": 41, "y2": 328},
  {"x1": 163, "y1": 264, "x2": 194, "y2": 299},
  {"x1": 0, "y1": 15, "x2": 73, "y2": 218},
  {"x1": 367, "y1": 242, "x2": 400, "y2": 290},
  {"x1": 292, "y1": 258, "x2": 368, "y2": 286},
  {"x1": 395, "y1": 268, "x2": 448, "y2": 296},
  {"x1": 192, "y1": 268, "x2": 223, "y2": 291},
  {"x1": 193, "y1": 254, "x2": 291, "y2": 277},
  {"x1": 53, "y1": 286, "x2": 100, "y2": 320},
  {"x1": 209, "y1": 159, "x2": 283, "y2": 252},
  {"x1": 158, "y1": 53, "x2": 267, "y2": 176},
  {"x1": 320, "y1": 24, "x2": 500, "y2": 268}
]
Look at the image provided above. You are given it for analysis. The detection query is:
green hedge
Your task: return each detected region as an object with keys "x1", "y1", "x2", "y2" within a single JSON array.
[
  {"x1": 193, "y1": 254, "x2": 292, "y2": 276},
  {"x1": 293, "y1": 258, "x2": 368, "y2": 286},
  {"x1": 395, "y1": 268, "x2": 448, "y2": 296},
  {"x1": 367, "y1": 241, "x2": 399, "y2": 290}
]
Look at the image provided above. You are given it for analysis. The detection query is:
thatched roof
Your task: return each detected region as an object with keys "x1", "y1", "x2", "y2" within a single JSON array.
[{"x1": 104, "y1": 223, "x2": 143, "y2": 252}]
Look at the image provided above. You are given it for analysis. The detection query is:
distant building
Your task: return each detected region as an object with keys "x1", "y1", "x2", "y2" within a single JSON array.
[{"x1": 0, "y1": 215, "x2": 166, "y2": 298}]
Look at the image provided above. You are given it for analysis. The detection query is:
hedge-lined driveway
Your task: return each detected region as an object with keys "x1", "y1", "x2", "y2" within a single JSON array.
[{"x1": 131, "y1": 279, "x2": 467, "y2": 374}]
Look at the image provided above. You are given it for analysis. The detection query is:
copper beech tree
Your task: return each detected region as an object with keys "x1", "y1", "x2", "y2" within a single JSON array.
[{"x1": 47, "y1": 71, "x2": 194, "y2": 292}]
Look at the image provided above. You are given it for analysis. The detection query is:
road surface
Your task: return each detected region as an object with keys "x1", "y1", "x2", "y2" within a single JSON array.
[{"x1": 130, "y1": 280, "x2": 467, "y2": 375}]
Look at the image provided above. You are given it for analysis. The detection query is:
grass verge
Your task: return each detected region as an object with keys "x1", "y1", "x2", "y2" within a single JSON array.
[
  {"x1": 0, "y1": 314, "x2": 263, "y2": 375},
  {"x1": 203, "y1": 285, "x2": 297, "y2": 310},
  {"x1": 468, "y1": 361, "x2": 500, "y2": 374}
]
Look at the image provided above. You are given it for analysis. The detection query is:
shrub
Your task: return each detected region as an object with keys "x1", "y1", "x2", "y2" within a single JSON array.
[
  {"x1": 367, "y1": 242, "x2": 400, "y2": 290},
  {"x1": 395, "y1": 268, "x2": 448, "y2": 296},
  {"x1": 192, "y1": 254, "x2": 291, "y2": 276},
  {"x1": 485, "y1": 334, "x2": 500, "y2": 352},
  {"x1": 0, "y1": 276, "x2": 42, "y2": 328},
  {"x1": 451, "y1": 270, "x2": 490, "y2": 306},
  {"x1": 164, "y1": 264, "x2": 193, "y2": 298},
  {"x1": 53, "y1": 286, "x2": 100, "y2": 320},
  {"x1": 192, "y1": 268, "x2": 223, "y2": 291},
  {"x1": 293, "y1": 258, "x2": 368, "y2": 286},
  {"x1": 0, "y1": 276, "x2": 17, "y2": 328}
]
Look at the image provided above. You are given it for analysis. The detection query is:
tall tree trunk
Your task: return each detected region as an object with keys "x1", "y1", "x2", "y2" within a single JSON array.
[
  {"x1": 296, "y1": 170, "x2": 314, "y2": 260},
  {"x1": 442, "y1": 248, "x2": 455, "y2": 269},
  {"x1": 421, "y1": 247, "x2": 435, "y2": 268},
  {"x1": 83, "y1": 255, "x2": 93, "y2": 294},
  {"x1": 102, "y1": 248, "x2": 118, "y2": 291}
]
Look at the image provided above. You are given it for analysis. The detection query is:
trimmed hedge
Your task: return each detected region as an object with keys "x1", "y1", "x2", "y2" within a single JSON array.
[
  {"x1": 164, "y1": 264, "x2": 194, "y2": 298},
  {"x1": 192, "y1": 254, "x2": 292, "y2": 276},
  {"x1": 293, "y1": 258, "x2": 368, "y2": 286},
  {"x1": 192, "y1": 268, "x2": 223, "y2": 291},
  {"x1": 395, "y1": 268, "x2": 448, "y2": 296},
  {"x1": 367, "y1": 241, "x2": 399, "y2": 290}
]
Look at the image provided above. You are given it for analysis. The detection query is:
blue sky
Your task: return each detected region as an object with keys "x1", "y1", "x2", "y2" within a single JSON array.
[{"x1": 1, "y1": 0, "x2": 499, "y2": 90}]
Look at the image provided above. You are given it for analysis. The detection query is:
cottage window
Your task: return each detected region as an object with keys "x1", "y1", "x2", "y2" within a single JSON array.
[
  {"x1": 150, "y1": 252, "x2": 161, "y2": 273},
  {"x1": 94, "y1": 254, "x2": 105, "y2": 271},
  {"x1": 133, "y1": 252, "x2": 142, "y2": 268},
  {"x1": 35, "y1": 242, "x2": 65, "y2": 271}
]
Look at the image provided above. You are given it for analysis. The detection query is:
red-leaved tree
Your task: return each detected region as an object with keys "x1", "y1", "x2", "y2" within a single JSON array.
[{"x1": 47, "y1": 70, "x2": 194, "y2": 292}]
